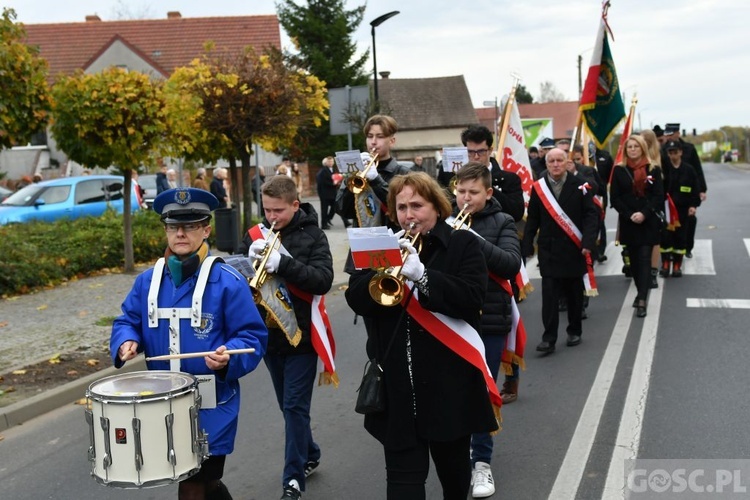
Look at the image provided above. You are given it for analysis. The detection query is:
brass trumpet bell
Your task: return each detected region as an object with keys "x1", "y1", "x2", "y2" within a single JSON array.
[
  {"x1": 346, "y1": 151, "x2": 379, "y2": 194},
  {"x1": 368, "y1": 224, "x2": 422, "y2": 306}
]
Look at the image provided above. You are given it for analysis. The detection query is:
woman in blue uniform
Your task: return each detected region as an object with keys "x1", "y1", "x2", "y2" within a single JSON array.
[{"x1": 111, "y1": 187, "x2": 268, "y2": 500}]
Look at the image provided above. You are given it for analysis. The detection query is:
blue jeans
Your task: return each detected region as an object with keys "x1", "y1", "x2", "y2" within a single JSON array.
[
  {"x1": 471, "y1": 334, "x2": 506, "y2": 465},
  {"x1": 264, "y1": 352, "x2": 321, "y2": 491}
]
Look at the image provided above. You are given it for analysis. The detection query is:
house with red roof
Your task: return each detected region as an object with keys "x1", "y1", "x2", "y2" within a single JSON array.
[{"x1": 2, "y1": 11, "x2": 282, "y2": 179}]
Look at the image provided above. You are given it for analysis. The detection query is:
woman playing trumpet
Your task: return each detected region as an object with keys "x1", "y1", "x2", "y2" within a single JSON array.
[{"x1": 345, "y1": 172, "x2": 498, "y2": 500}]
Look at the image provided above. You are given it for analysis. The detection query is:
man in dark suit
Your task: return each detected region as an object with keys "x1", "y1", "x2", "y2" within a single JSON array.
[
  {"x1": 316, "y1": 156, "x2": 347, "y2": 229},
  {"x1": 521, "y1": 148, "x2": 599, "y2": 353}
]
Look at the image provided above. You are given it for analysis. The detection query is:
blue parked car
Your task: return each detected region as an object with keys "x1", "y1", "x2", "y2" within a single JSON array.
[{"x1": 0, "y1": 175, "x2": 140, "y2": 225}]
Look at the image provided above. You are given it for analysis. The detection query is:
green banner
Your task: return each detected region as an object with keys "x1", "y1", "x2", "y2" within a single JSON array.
[{"x1": 581, "y1": 33, "x2": 625, "y2": 149}]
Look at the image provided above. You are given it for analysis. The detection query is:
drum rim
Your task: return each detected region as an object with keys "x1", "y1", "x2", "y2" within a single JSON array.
[
  {"x1": 86, "y1": 370, "x2": 198, "y2": 402},
  {"x1": 92, "y1": 464, "x2": 202, "y2": 489}
]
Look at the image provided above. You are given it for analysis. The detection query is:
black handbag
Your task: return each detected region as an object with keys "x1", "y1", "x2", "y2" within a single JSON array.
[
  {"x1": 355, "y1": 359, "x2": 385, "y2": 414},
  {"x1": 354, "y1": 280, "x2": 419, "y2": 415}
]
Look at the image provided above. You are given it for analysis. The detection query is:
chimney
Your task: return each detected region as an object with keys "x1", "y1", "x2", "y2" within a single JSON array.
[
  {"x1": 167, "y1": 11, "x2": 182, "y2": 19},
  {"x1": 85, "y1": 15, "x2": 101, "y2": 22},
  {"x1": 379, "y1": 71, "x2": 391, "y2": 79}
]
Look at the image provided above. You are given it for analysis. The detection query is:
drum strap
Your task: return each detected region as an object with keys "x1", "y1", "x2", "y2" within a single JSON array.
[{"x1": 147, "y1": 256, "x2": 222, "y2": 372}]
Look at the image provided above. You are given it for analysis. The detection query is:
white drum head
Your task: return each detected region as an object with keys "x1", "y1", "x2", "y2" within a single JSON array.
[{"x1": 87, "y1": 371, "x2": 196, "y2": 402}]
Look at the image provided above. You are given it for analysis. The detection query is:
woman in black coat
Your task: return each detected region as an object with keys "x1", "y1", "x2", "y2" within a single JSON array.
[
  {"x1": 345, "y1": 172, "x2": 497, "y2": 500},
  {"x1": 610, "y1": 135, "x2": 664, "y2": 317}
]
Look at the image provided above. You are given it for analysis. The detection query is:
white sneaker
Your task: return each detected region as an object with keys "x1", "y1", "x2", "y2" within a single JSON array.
[{"x1": 471, "y1": 461, "x2": 495, "y2": 498}]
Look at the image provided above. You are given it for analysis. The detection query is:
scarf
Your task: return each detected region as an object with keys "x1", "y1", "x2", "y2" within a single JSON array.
[
  {"x1": 626, "y1": 157, "x2": 649, "y2": 197},
  {"x1": 165, "y1": 242, "x2": 209, "y2": 286}
]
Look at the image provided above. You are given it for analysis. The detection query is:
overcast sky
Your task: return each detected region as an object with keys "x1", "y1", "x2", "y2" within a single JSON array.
[{"x1": 8, "y1": 0, "x2": 750, "y2": 133}]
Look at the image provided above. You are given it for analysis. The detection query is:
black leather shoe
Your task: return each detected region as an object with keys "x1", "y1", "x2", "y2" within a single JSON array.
[
  {"x1": 636, "y1": 300, "x2": 647, "y2": 318},
  {"x1": 686, "y1": 251, "x2": 693, "y2": 258},
  {"x1": 566, "y1": 335, "x2": 582, "y2": 346},
  {"x1": 536, "y1": 341, "x2": 555, "y2": 354}
]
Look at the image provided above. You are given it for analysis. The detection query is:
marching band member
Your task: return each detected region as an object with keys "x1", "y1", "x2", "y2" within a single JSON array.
[
  {"x1": 238, "y1": 175, "x2": 334, "y2": 500},
  {"x1": 521, "y1": 148, "x2": 599, "y2": 353},
  {"x1": 345, "y1": 172, "x2": 498, "y2": 500},
  {"x1": 111, "y1": 187, "x2": 268, "y2": 500},
  {"x1": 452, "y1": 163, "x2": 522, "y2": 498}
]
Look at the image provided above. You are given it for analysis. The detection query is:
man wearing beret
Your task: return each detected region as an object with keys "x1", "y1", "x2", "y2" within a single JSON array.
[{"x1": 111, "y1": 188, "x2": 268, "y2": 500}]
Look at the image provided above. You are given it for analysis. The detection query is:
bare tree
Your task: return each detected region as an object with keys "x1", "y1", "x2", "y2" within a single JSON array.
[
  {"x1": 110, "y1": 0, "x2": 154, "y2": 20},
  {"x1": 539, "y1": 81, "x2": 567, "y2": 103}
]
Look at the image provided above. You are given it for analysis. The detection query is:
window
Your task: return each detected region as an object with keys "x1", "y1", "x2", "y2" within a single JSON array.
[
  {"x1": 38, "y1": 186, "x2": 70, "y2": 205},
  {"x1": 103, "y1": 180, "x2": 124, "y2": 201},
  {"x1": 75, "y1": 180, "x2": 106, "y2": 205}
]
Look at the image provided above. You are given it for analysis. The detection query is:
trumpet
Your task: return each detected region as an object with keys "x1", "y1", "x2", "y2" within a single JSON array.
[
  {"x1": 347, "y1": 150, "x2": 379, "y2": 194},
  {"x1": 368, "y1": 223, "x2": 423, "y2": 306},
  {"x1": 452, "y1": 203, "x2": 473, "y2": 229},
  {"x1": 248, "y1": 221, "x2": 279, "y2": 304}
]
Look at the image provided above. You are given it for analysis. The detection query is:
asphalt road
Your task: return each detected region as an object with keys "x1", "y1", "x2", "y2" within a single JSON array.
[{"x1": 1, "y1": 162, "x2": 748, "y2": 499}]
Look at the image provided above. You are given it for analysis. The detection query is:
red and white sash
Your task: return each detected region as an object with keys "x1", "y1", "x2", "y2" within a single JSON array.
[
  {"x1": 533, "y1": 179, "x2": 598, "y2": 296},
  {"x1": 402, "y1": 286, "x2": 503, "y2": 422},
  {"x1": 249, "y1": 224, "x2": 338, "y2": 386},
  {"x1": 514, "y1": 260, "x2": 534, "y2": 301},
  {"x1": 492, "y1": 276, "x2": 527, "y2": 374}
]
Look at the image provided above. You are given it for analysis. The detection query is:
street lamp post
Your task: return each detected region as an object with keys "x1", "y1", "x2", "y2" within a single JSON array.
[{"x1": 370, "y1": 11, "x2": 400, "y2": 111}]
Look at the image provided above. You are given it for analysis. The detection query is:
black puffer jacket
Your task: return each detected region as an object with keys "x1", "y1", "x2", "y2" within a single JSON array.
[
  {"x1": 457, "y1": 197, "x2": 522, "y2": 336},
  {"x1": 238, "y1": 203, "x2": 333, "y2": 356}
]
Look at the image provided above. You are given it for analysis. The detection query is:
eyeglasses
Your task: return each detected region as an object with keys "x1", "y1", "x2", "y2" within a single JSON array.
[
  {"x1": 467, "y1": 148, "x2": 489, "y2": 157},
  {"x1": 164, "y1": 222, "x2": 206, "y2": 233}
]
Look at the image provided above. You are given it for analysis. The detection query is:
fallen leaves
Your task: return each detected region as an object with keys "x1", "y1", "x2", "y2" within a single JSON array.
[
  {"x1": 0, "y1": 321, "x2": 8, "y2": 328},
  {"x1": 36, "y1": 304, "x2": 48, "y2": 311},
  {"x1": 11, "y1": 370, "x2": 26, "y2": 375},
  {"x1": 86, "y1": 359, "x2": 99, "y2": 366},
  {"x1": 48, "y1": 353, "x2": 61, "y2": 365}
]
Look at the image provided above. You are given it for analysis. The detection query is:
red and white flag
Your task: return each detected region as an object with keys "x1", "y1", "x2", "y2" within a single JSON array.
[{"x1": 499, "y1": 98, "x2": 534, "y2": 204}]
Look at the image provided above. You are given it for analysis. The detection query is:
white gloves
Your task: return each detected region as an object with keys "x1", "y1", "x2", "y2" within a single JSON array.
[
  {"x1": 249, "y1": 239, "x2": 281, "y2": 273},
  {"x1": 398, "y1": 237, "x2": 424, "y2": 281},
  {"x1": 249, "y1": 239, "x2": 266, "y2": 260},
  {"x1": 265, "y1": 249, "x2": 281, "y2": 273},
  {"x1": 362, "y1": 152, "x2": 379, "y2": 181}
]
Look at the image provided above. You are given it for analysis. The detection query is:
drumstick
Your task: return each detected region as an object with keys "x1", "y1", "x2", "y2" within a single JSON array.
[{"x1": 145, "y1": 348, "x2": 256, "y2": 362}]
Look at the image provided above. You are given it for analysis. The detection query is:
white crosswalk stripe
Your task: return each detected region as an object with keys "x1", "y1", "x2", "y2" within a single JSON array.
[{"x1": 525, "y1": 239, "x2": 716, "y2": 280}]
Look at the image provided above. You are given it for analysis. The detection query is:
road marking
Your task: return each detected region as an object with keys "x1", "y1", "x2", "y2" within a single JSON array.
[
  {"x1": 744, "y1": 239, "x2": 750, "y2": 258},
  {"x1": 686, "y1": 298, "x2": 750, "y2": 309},
  {"x1": 603, "y1": 277, "x2": 664, "y2": 497},
  {"x1": 681, "y1": 239, "x2": 715, "y2": 275},
  {"x1": 548, "y1": 282, "x2": 638, "y2": 499}
]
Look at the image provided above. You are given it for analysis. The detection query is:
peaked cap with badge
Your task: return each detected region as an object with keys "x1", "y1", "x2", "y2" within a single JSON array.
[{"x1": 153, "y1": 187, "x2": 219, "y2": 223}]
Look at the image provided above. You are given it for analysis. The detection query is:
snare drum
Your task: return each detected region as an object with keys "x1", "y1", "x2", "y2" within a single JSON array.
[{"x1": 85, "y1": 370, "x2": 208, "y2": 488}]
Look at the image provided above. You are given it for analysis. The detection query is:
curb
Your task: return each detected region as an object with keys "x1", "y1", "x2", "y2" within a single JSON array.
[{"x1": 0, "y1": 357, "x2": 146, "y2": 432}]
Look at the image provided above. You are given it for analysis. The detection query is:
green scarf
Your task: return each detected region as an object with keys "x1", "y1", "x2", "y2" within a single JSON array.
[{"x1": 165, "y1": 242, "x2": 209, "y2": 286}]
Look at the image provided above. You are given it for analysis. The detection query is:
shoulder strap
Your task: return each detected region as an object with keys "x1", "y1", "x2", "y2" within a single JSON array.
[
  {"x1": 191, "y1": 256, "x2": 224, "y2": 327},
  {"x1": 147, "y1": 258, "x2": 166, "y2": 328}
]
